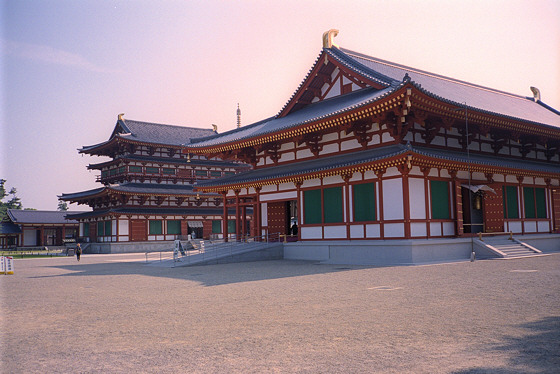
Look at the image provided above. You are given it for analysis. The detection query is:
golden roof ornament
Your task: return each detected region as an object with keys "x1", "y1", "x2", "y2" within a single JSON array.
[{"x1": 322, "y1": 29, "x2": 339, "y2": 49}]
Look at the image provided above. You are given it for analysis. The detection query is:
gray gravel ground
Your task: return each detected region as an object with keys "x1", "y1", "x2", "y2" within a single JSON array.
[{"x1": 1, "y1": 253, "x2": 559, "y2": 373}]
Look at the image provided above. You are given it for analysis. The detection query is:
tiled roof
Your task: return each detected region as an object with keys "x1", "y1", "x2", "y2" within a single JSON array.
[
  {"x1": 196, "y1": 143, "x2": 560, "y2": 189},
  {"x1": 188, "y1": 86, "x2": 395, "y2": 148},
  {"x1": 0, "y1": 221, "x2": 22, "y2": 234},
  {"x1": 7, "y1": 210, "x2": 84, "y2": 224},
  {"x1": 197, "y1": 144, "x2": 408, "y2": 188},
  {"x1": 59, "y1": 183, "x2": 220, "y2": 201},
  {"x1": 81, "y1": 119, "x2": 216, "y2": 152},
  {"x1": 65, "y1": 207, "x2": 240, "y2": 220},
  {"x1": 332, "y1": 47, "x2": 560, "y2": 128}
]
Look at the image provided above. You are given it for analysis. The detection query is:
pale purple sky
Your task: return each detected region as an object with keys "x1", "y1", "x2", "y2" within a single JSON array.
[{"x1": 1, "y1": 0, "x2": 559, "y2": 211}]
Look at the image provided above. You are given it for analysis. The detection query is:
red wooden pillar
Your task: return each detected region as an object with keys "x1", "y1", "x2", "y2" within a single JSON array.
[
  {"x1": 222, "y1": 191, "x2": 229, "y2": 242},
  {"x1": 254, "y1": 187, "x2": 261, "y2": 240},
  {"x1": 398, "y1": 164, "x2": 411, "y2": 239},
  {"x1": 343, "y1": 174, "x2": 352, "y2": 240},
  {"x1": 234, "y1": 190, "x2": 240, "y2": 241},
  {"x1": 241, "y1": 205, "x2": 247, "y2": 239},
  {"x1": 375, "y1": 169, "x2": 386, "y2": 239},
  {"x1": 517, "y1": 176, "x2": 525, "y2": 234}
]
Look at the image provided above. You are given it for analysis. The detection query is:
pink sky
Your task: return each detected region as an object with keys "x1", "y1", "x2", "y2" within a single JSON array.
[{"x1": 2, "y1": 0, "x2": 559, "y2": 211}]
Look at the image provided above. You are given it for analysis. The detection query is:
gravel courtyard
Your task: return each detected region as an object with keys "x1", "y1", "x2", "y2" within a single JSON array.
[{"x1": 1, "y1": 253, "x2": 559, "y2": 373}]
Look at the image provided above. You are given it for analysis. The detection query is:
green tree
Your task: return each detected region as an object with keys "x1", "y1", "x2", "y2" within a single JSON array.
[
  {"x1": 57, "y1": 200, "x2": 68, "y2": 211},
  {"x1": 0, "y1": 179, "x2": 23, "y2": 221}
]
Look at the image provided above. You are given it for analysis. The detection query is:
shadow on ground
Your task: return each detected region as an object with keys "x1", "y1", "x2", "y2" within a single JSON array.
[
  {"x1": 453, "y1": 316, "x2": 560, "y2": 374},
  {"x1": 29, "y1": 259, "x2": 374, "y2": 286}
]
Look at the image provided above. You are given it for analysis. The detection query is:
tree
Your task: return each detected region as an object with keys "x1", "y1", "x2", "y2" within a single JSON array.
[
  {"x1": 57, "y1": 200, "x2": 68, "y2": 211},
  {"x1": 0, "y1": 179, "x2": 23, "y2": 221}
]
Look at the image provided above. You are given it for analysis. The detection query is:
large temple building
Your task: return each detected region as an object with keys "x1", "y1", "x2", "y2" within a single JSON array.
[
  {"x1": 60, "y1": 116, "x2": 250, "y2": 253},
  {"x1": 61, "y1": 31, "x2": 560, "y2": 262}
]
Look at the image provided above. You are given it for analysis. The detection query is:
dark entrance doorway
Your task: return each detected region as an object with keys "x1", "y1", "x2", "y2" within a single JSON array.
[
  {"x1": 267, "y1": 200, "x2": 298, "y2": 240},
  {"x1": 461, "y1": 187, "x2": 484, "y2": 234}
]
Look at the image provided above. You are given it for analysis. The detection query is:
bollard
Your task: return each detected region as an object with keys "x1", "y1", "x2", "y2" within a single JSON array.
[
  {"x1": 0, "y1": 256, "x2": 5, "y2": 274},
  {"x1": 4, "y1": 256, "x2": 14, "y2": 274}
]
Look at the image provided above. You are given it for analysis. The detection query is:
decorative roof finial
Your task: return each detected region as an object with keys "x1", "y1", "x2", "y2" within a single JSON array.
[
  {"x1": 236, "y1": 103, "x2": 241, "y2": 128},
  {"x1": 118, "y1": 113, "x2": 125, "y2": 121},
  {"x1": 530, "y1": 86, "x2": 541, "y2": 102},
  {"x1": 322, "y1": 29, "x2": 339, "y2": 49},
  {"x1": 403, "y1": 73, "x2": 411, "y2": 82},
  {"x1": 212, "y1": 124, "x2": 218, "y2": 132}
]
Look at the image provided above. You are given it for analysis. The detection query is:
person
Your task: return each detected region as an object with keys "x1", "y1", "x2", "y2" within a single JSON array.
[
  {"x1": 291, "y1": 223, "x2": 298, "y2": 236},
  {"x1": 191, "y1": 231, "x2": 196, "y2": 239},
  {"x1": 76, "y1": 243, "x2": 82, "y2": 262}
]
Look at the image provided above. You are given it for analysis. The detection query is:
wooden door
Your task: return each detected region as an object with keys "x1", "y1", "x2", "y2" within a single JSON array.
[
  {"x1": 552, "y1": 188, "x2": 560, "y2": 233},
  {"x1": 130, "y1": 219, "x2": 147, "y2": 241},
  {"x1": 267, "y1": 202, "x2": 288, "y2": 236},
  {"x1": 484, "y1": 184, "x2": 504, "y2": 233}
]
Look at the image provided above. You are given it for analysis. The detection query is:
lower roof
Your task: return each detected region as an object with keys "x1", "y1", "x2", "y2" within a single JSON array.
[
  {"x1": 196, "y1": 144, "x2": 560, "y2": 190},
  {"x1": 7, "y1": 209, "x2": 85, "y2": 224},
  {"x1": 65, "y1": 207, "x2": 246, "y2": 220}
]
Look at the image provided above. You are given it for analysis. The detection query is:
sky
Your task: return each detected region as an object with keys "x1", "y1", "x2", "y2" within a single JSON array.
[{"x1": 1, "y1": 0, "x2": 559, "y2": 211}]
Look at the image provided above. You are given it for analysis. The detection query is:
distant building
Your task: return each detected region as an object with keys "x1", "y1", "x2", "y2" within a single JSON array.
[
  {"x1": 0, "y1": 210, "x2": 81, "y2": 248},
  {"x1": 59, "y1": 117, "x2": 250, "y2": 252}
]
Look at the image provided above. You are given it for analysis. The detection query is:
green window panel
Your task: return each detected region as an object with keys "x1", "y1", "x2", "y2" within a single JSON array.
[
  {"x1": 146, "y1": 167, "x2": 159, "y2": 174},
  {"x1": 109, "y1": 168, "x2": 117, "y2": 176},
  {"x1": 104, "y1": 221, "x2": 112, "y2": 236},
  {"x1": 304, "y1": 189, "x2": 322, "y2": 224},
  {"x1": 162, "y1": 168, "x2": 175, "y2": 175},
  {"x1": 97, "y1": 221, "x2": 105, "y2": 236},
  {"x1": 195, "y1": 170, "x2": 207, "y2": 177},
  {"x1": 83, "y1": 222, "x2": 90, "y2": 237},
  {"x1": 212, "y1": 220, "x2": 222, "y2": 234},
  {"x1": 523, "y1": 187, "x2": 536, "y2": 218},
  {"x1": 535, "y1": 188, "x2": 547, "y2": 218},
  {"x1": 167, "y1": 220, "x2": 181, "y2": 235},
  {"x1": 227, "y1": 220, "x2": 236, "y2": 233},
  {"x1": 129, "y1": 166, "x2": 142, "y2": 173},
  {"x1": 502, "y1": 185, "x2": 519, "y2": 219},
  {"x1": 324, "y1": 186, "x2": 343, "y2": 223},
  {"x1": 353, "y1": 183, "x2": 376, "y2": 222},
  {"x1": 149, "y1": 220, "x2": 163, "y2": 235},
  {"x1": 430, "y1": 180, "x2": 450, "y2": 219}
]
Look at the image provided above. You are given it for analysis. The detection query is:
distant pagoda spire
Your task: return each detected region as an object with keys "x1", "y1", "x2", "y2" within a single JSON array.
[{"x1": 236, "y1": 103, "x2": 241, "y2": 128}]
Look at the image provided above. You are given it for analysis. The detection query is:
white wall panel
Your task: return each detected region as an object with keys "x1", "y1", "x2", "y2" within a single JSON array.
[
  {"x1": 443, "y1": 222, "x2": 455, "y2": 236},
  {"x1": 524, "y1": 221, "x2": 537, "y2": 233},
  {"x1": 384, "y1": 223, "x2": 404, "y2": 238},
  {"x1": 341, "y1": 139, "x2": 360, "y2": 151},
  {"x1": 24, "y1": 229, "x2": 37, "y2": 246},
  {"x1": 350, "y1": 225, "x2": 364, "y2": 238},
  {"x1": 430, "y1": 222, "x2": 442, "y2": 236},
  {"x1": 323, "y1": 175, "x2": 344, "y2": 185},
  {"x1": 365, "y1": 224, "x2": 380, "y2": 238},
  {"x1": 322, "y1": 143, "x2": 339, "y2": 155},
  {"x1": 260, "y1": 191, "x2": 297, "y2": 202},
  {"x1": 324, "y1": 226, "x2": 346, "y2": 239},
  {"x1": 301, "y1": 226, "x2": 323, "y2": 239},
  {"x1": 537, "y1": 221, "x2": 550, "y2": 232},
  {"x1": 410, "y1": 222, "x2": 427, "y2": 237},
  {"x1": 382, "y1": 178, "x2": 404, "y2": 220},
  {"x1": 119, "y1": 219, "x2": 129, "y2": 235},
  {"x1": 261, "y1": 203, "x2": 268, "y2": 226},
  {"x1": 409, "y1": 178, "x2": 426, "y2": 219}
]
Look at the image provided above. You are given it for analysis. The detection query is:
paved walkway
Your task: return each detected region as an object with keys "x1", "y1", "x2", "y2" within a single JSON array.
[{"x1": 1, "y1": 253, "x2": 559, "y2": 373}]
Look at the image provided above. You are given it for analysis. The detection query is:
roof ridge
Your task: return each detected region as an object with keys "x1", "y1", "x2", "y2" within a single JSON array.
[
  {"x1": 339, "y1": 47, "x2": 530, "y2": 102},
  {"x1": 122, "y1": 118, "x2": 214, "y2": 131}
]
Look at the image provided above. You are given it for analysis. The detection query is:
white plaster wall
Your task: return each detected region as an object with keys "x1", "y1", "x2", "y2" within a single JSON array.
[
  {"x1": 119, "y1": 220, "x2": 129, "y2": 235},
  {"x1": 24, "y1": 229, "x2": 37, "y2": 246},
  {"x1": 481, "y1": 143, "x2": 493, "y2": 153},
  {"x1": 524, "y1": 221, "x2": 537, "y2": 233},
  {"x1": 384, "y1": 223, "x2": 404, "y2": 238},
  {"x1": 322, "y1": 143, "x2": 339, "y2": 155},
  {"x1": 341, "y1": 139, "x2": 360, "y2": 151},
  {"x1": 381, "y1": 132, "x2": 393, "y2": 143},
  {"x1": 493, "y1": 175, "x2": 505, "y2": 183},
  {"x1": 350, "y1": 225, "x2": 364, "y2": 238},
  {"x1": 297, "y1": 149, "x2": 314, "y2": 159},
  {"x1": 349, "y1": 172, "x2": 362, "y2": 182},
  {"x1": 409, "y1": 178, "x2": 426, "y2": 219},
  {"x1": 323, "y1": 175, "x2": 344, "y2": 185},
  {"x1": 364, "y1": 170, "x2": 376, "y2": 180},
  {"x1": 385, "y1": 167, "x2": 400, "y2": 177},
  {"x1": 261, "y1": 203, "x2": 268, "y2": 226},
  {"x1": 324, "y1": 226, "x2": 346, "y2": 239},
  {"x1": 431, "y1": 137, "x2": 446, "y2": 146},
  {"x1": 383, "y1": 178, "x2": 404, "y2": 220},
  {"x1": 120, "y1": 236, "x2": 129, "y2": 242},
  {"x1": 322, "y1": 133, "x2": 338, "y2": 142},
  {"x1": 280, "y1": 152, "x2": 295, "y2": 162},
  {"x1": 278, "y1": 182, "x2": 295, "y2": 192},
  {"x1": 302, "y1": 179, "x2": 321, "y2": 188},
  {"x1": 430, "y1": 222, "x2": 442, "y2": 236},
  {"x1": 410, "y1": 222, "x2": 427, "y2": 237},
  {"x1": 447, "y1": 138, "x2": 460, "y2": 148},
  {"x1": 505, "y1": 175, "x2": 519, "y2": 184},
  {"x1": 365, "y1": 224, "x2": 381, "y2": 238},
  {"x1": 507, "y1": 221, "x2": 522, "y2": 233},
  {"x1": 260, "y1": 191, "x2": 297, "y2": 202},
  {"x1": 443, "y1": 222, "x2": 455, "y2": 236},
  {"x1": 301, "y1": 226, "x2": 323, "y2": 239},
  {"x1": 537, "y1": 221, "x2": 549, "y2": 232},
  {"x1": 534, "y1": 178, "x2": 546, "y2": 186},
  {"x1": 261, "y1": 185, "x2": 277, "y2": 193},
  {"x1": 409, "y1": 166, "x2": 423, "y2": 176}
]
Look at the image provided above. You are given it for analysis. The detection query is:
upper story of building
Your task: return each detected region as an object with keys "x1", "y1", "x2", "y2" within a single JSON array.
[{"x1": 80, "y1": 115, "x2": 250, "y2": 186}]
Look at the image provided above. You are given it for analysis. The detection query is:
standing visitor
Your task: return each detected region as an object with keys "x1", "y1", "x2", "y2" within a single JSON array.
[{"x1": 76, "y1": 243, "x2": 82, "y2": 262}]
